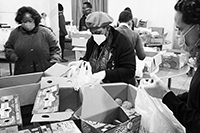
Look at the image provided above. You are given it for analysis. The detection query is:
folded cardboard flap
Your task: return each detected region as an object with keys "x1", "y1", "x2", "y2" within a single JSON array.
[
  {"x1": 144, "y1": 51, "x2": 162, "y2": 73},
  {"x1": 44, "y1": 63, "x2": 70, "y2": 77},
  {"x1": 31, "y1": 112, "x2": 73, "y2": 123},
  {"x1": 74, "y1": 84, "x2": 120, "y2": 120},
  {"x1": 0, "y1": 83, "x2": 40, "y2": 106},
  {"x1": 32, "y1": 84, "x2": 59, "y2": 114},
  {"x1": 40, "y1": 77, "x2": 77, "y2": 89},
  {"x1": 0, "y1": 72, "x2": 43, "y2": 88}
]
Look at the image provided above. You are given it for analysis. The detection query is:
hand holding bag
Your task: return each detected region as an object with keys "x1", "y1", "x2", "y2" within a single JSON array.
[{"x1": 135, "y1": 87, "x2": 185, "y2": 133}]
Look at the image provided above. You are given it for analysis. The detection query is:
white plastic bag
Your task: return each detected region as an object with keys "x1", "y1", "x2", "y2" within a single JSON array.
[
  {"x1": 135, "y1": 87, "x2": 185, "y2": 133},
  {"x1": 67, "y1": 61, "x2": 93, "y2": 90}
]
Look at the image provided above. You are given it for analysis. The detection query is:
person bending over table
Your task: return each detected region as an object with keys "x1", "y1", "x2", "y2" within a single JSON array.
[{"x1": 69, "y1": 11, "x2": 136, "y2": 85}]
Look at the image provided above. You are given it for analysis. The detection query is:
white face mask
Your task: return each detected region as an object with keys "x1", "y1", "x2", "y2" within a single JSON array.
[
  {"x1": 93, "y1": 34, "x2": 106, "y2": 46},
  {"x1": 179, "y1": 25, "x2": 200, "y2": 54},
  {"x1": 22, "y1": 22, "x2": 35, "y2": 31}
]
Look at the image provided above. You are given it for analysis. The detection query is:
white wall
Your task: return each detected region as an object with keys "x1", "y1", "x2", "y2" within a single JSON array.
[
  {"x1": 0, "y1": 0, "x2": 50, "y2": 28},
  {"x1": 108, "y1": 0, "x2": 177, "y2": 47}
]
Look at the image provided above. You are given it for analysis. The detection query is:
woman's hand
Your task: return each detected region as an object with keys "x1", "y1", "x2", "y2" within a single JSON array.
[{"x1": 139, "y1": 73, "x2": 170, "y2": 99}]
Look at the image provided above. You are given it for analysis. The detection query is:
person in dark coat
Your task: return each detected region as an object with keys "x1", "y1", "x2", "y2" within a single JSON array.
[
  {"x1": 141, "y1": 0, "x2": 200, "y2": 132},
  {"x1": 72, "y1": 11, "x2": 136, "y2": 85},
  {"x1": 58, "y1": 3, "x2": 68, "y2": 60},
  {"x1": 79, "y1": 2, "x2": 92, "y2": 31},
  {"x1": 116, "y1": 10, "x2": 146, "y2": 60},
  {"x1": 4, "y1": 6, "x2": 61, "y2": 75}
]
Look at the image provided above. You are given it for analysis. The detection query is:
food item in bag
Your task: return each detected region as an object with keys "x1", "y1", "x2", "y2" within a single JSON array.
[
  {"x1": 122, "y1": 101, "x2": 133, "y2": 110},
  {"x1": 115, "y1": 98, "x2": 123, "y2": 106}
]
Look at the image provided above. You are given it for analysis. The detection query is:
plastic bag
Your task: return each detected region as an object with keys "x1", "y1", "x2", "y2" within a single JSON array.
[
  {"x1": 67, "y1": 61, "x2": 93, "y2": 90},
  {"x1": 135, "y1": 87, "x2": 185, "y2": 133}
]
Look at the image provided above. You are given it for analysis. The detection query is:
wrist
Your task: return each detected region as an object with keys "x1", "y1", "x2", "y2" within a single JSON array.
[{"x1": 162, "y1": 89, "x2": 170, "y2": 99}]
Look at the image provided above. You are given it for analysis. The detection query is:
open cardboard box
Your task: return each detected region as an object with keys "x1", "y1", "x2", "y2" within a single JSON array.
[
  {"x1": 44, "y1": 63, "x2": 70, "y2": 77},
  {"x1": 143, "y1": 51, "x2": 162, "y2": 74},
  {"x1": 0, "y1": 77, "x2": 82, "y2": 126},
  {"x1": 19, "y1": 120, "x2": 82, "y2": 133},
  {"x1": 74, "y1": 84, "x2": 141, "y2": 133},
  {"x1": 160, "y1": 49, "x2": 189, "y2": 69},
  {"x1": 0, "y1": 63, "x2": 70, "y2": 89},
  {"x1": 71, "y1": 32, "x2": 91, "y2": 47}
]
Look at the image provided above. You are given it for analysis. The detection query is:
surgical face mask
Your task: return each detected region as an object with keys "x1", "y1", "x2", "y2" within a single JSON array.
[
  {"x1": 21, "y1": 21, "x2": 35, "y2": 31},
  {"x1": 93, "y1": 34, "x2": 106, "y2": 46},
  {"x1": 179, "y1": 25, "x2": 200, "y2": 56}
]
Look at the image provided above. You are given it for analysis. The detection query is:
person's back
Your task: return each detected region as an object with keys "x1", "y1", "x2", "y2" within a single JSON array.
[
  {"x1": 116, "y1": 10, "x2": 145, "y2": 60},
  {"x1": 79, "y1": 2, "x2": 92, "y2": 31}
]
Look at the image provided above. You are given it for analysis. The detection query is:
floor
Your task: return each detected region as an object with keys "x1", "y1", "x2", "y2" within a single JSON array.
[{"x1": 0, "y1": 42, "x2": 192, "y2": 95}]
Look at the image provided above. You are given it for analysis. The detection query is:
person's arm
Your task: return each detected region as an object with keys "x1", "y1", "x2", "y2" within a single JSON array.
[
  {"x1": 104, "y1": 34, "x2": 135, "y2": 83},
  {"x1": 59, "y1": 15, "x2": 68, "y2": 36},
  {"x1": 177, "y1": 92, "x2": 188, "y2": 103},
  {"x1": 135, "y1": 33, "x2": 146, "y2": 60},
  {"x1": 163, "y1": 92, "x2": 200, "y2": 133},
  {"x1": 4, "y1": 29, "x2": 18, "y2": 62},
  {"x1": 45, "y1": 28, "x2": 62, "y2": 63}
]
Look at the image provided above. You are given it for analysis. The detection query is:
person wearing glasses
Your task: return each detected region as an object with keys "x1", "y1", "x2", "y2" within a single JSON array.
[
  {"x1": 141, "y1": 0, "x2": 200, "y2": 132},
  {"x1": 4, "y1": 6, "x2": 61, "y2": 75},
  {"x1": 79, "y1": 2, "x2": 92, "y2": 31}
]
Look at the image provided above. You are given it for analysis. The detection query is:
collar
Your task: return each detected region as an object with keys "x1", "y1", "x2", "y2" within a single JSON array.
[
  {"x1": 119, "y1": 23, "x2": 130, "y2": 28},
  {"x1": 19, "y1": 25, "x2": 39, "y2": 34}
]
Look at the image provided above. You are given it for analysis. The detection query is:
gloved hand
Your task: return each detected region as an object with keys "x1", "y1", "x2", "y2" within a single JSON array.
[
  {"x1": 91, "y1": 70, "x2": 106, "y2": 84},
  {"x1": 10, "y1": 53, "x2": 18, "y2": 62},
  {"x1": 139, "y1": 73, "x2": 170, "y2": 99}
]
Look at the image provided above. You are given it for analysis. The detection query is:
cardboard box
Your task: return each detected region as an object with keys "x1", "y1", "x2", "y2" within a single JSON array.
[
  {"x1": 40, "y1": 77, "x2": 82, "y2": 112},
  {"x1": 19, "y1": 120, "x2": 81, "y2": 133},
  {"x1": 74, "y1": 84, "x2": 141, "y2": 133},
  {"x1": 44, "y1": 63, "x2": 71, "y2": 77},
  {"x1": 32, "y1": 84, "x2": 59, "y2": 114},
  {"x1": 143, "y1": 51, "x2": 162, "y2": 74},
  {"x1": 71, "y1": 32, "x2": 91, "y2": 47},
  {"x1": 0, "y1": 63, "x2": 70, "y2": 89},
  {"x1": 160, "y1": 49, "x2": 188, "y2": 69},
  {"x1": 31, "y1": 112, "x2": 73, "y2": 123},
  {"x1": 0, "y1": 125, "x2": 18, "y2": 133},
  {"x1": 72, "y1": 47, "x2": 86, "y2": 61},
  {"x1": 0, "y1": 72, "x2": 44, "y2": 89},
  {"x1": 50, "y1": 120, "x2": 82, "y2": 133},
  {"x1": 0, "y1": 94, "x2": 22, "y2": 129}
]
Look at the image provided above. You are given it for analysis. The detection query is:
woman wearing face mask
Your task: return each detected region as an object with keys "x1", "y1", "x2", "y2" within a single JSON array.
[
  {"x1": 4, "y1": 6, "x2": 61, "y2": 75},
  {"x1": 69, "y1": 11, "x2": 136, "y2": 85},
  {"x1": 140, "y1": 0, "x2": 200, "y2": 132}
]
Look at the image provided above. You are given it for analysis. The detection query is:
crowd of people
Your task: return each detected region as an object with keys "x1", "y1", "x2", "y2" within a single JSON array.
[{"x1": 3, "y1": 0, "x2": 200, "y2": 132}]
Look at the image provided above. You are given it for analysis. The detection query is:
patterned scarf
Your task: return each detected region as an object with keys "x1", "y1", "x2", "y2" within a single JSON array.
[{"x1": 89, "y1": 30, "x2": 113, "y2": 73}]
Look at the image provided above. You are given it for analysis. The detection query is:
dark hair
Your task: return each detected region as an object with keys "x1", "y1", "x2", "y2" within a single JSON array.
[
  {"x1": 124, "y1": 7, "x2": 132, "y2": 14},
  {"x1": 15, "y1": 6, "x2": 41, "y2": 26},
  {"x1": 58, "y1": 3, "x2": 64, "y2": 11},
  {"x1": 83, "y1": 2, "x2": 92, "y2": 8},
  {"x1": 118, "y1": 10, "x2": 133, "y2": 23},
  {"x1": 174, "y1": 0, "x2": 200, "y2": 25}
]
